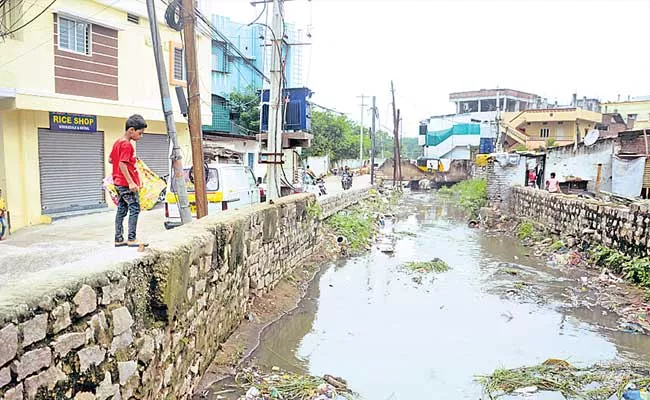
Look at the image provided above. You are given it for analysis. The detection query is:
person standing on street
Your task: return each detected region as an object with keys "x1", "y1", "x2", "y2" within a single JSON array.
[
  {"x1": 110, "y1": 114, "x2": 148, "y2": 248},
  {"x1": 0, "y1": 188, "x2": 7, "y2": 240}
]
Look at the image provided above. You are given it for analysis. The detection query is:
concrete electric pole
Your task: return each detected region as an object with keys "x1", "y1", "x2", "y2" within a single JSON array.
[
  {"x1": 182, "y1": 0, "x2": 208, "y2": 218},
  {"x1": 145, "y1": 0, "x2": 192, "y2": 224},
  {"x1": 266, "y1": 0, "x2": 285, "y2": 201}
]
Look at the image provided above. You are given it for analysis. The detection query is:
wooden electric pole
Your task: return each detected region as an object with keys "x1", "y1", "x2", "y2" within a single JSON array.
[
  {"x1": 390, "y1": 80, "x2": 402, "y2": 188},
  {"x1": 182, "y1": 0, "x2": 208, "y2": 218},
  {"x1": 395, "y1": 109, "x2": 402, "y2": 189},
  {"x1": 371, "y1": 95, "x2": 376, "y2": 185},
  {"x1": 145, "y1": 0, "x2": 192, "y2": 224}
]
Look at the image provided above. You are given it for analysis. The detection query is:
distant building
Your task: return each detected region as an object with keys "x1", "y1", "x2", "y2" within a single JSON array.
[
  {"x1": 200, "y1": 14, "x2": 308, "y2": 179},
  {"x1": 500, "y1": 108, "x2": 602, "y2": 150},
  {"x1": 449, "y1": 88, "x2": 540, "y2": 113},
  {"x1": 419, "y1": 113, "x2": 495, "y2": 160},
  {"x1": 599, "y1": 113, "x2": 630, "y2": 138},
  {"x1": 602, "y1": 96, "x2": 650, "y2": 129}
]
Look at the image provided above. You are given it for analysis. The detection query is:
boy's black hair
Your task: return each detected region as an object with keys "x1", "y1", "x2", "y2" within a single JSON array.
[
  {"x1": 126, "y1": 114, "x2": 148, "y2": 131},
  {"x1": 550, "y1": 172, "x2": 556, "y2": 178}
]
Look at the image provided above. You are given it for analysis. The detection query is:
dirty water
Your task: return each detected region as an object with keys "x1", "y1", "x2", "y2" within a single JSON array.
[{"x1": 247, "y1": 192, "x2": 650, "y2": 399}]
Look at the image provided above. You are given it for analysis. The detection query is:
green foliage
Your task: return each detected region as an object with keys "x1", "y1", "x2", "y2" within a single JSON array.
[
  {"x1": 304, "y1": 110, "x2": 415, "y2": 161},
  {"x1": 517, "y1": 222, "x2": 535, "y2": 240},
  {"x1": 622, "y1": 258, "x2": 650, "y2": 287},
  {"x1": 546, "y1": 138, "x2": 557, "y2": 148},
  {"x1": 590, "y1": 245, "x2": 650, "y2": 288},
  {"x1": 228, "y1": 86, "x2": 260, "y2": 132},
  {"x1": 400, "y1": 137, "x2": 423, "y2": 160},
  {"x1": 515, "y1": 144, "x2": 528, "y2": 152},
  {"x1": 437, "y1": 186, "x2": 453, "y2": 196},
  {"x1": 549, "y1": 240, "x2": 565, "y2": 251},
  {"x1": 306, "y1": 201, "x2": 322, "y2": 220},
  {"x1": 446, "y1": 179, "x2": 487, "y2": 217},
  {"x1": 326, "y1": 208, "x2": 375, "y2": 252}
]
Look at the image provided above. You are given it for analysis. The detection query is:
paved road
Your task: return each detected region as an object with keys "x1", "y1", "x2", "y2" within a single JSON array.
[
  {"x1": 0, "y1": 174, "x2": 372, "y2": 309},
  {"x1": 321, "y1": 173, "x2": 371, "y2": 196}
]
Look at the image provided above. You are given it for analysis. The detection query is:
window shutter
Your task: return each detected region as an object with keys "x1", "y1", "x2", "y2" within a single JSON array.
[{"x1": 173, "y1": 47, "x2": 184, "y2": 81}]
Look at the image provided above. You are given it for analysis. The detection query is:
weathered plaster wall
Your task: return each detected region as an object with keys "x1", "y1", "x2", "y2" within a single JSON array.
[
  {"x1": 0, "y1": 187, "x2": 371, "y2": 400},
  {"x1": 511, "y1": 186, "x2": 650, "y2": 256},
  {"x1": 544, "y1": 138, "x2": 617, "y2": 192}
]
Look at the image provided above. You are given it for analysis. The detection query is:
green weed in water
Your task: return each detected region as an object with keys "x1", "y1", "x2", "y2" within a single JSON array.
[
  {"x1": 477, "y1": 361, "x2": 650, "y2": 399},
  {"x1": 549, "y1": 240, "x2": 565, "y2": 251},
  {"x1": 438, "y1": 179, "x2": 487, "y2": 217},
  {"x1": 403, "y1": 258, "x2": 450, "y2": 273}
]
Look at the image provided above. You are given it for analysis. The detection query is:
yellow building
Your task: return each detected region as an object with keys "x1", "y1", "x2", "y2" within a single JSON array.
[
  {"x1": 602, "y1": 98, "x2": 650, "y2": 130},
  {"x1": 0, "y1": 0, "x2": 212, "y2": 231},
  {"x1": 500, "y1": 108, "x2": 602, "y2": 150}
]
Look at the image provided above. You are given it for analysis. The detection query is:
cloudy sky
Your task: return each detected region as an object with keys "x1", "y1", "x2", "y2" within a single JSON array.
[{"x1": 206, "y1": 0, "x2": 650, "y2": 136}]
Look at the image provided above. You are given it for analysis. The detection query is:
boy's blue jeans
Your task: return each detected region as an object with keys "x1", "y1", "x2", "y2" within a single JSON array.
[{"x1": 0, "y1": 215, "x2": 6, "y2": 238}]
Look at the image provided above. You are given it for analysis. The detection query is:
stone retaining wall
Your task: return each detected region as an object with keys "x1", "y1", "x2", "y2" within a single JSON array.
[
  {"x1": 511, "y1": 186, "x2": 650, "y2": 256},
  {"x1": 0, "y1": 188, "x2": 370, "y2": 400}
]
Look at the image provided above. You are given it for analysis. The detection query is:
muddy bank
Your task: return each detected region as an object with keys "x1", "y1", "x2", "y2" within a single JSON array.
[{"x1": 481, "y1": 207, "x2": 650, "y2": 337}]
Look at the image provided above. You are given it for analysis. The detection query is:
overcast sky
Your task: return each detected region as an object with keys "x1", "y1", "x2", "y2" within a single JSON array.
[{"x1": 206, "y1": 0, "x2": 650, "y2": 136}]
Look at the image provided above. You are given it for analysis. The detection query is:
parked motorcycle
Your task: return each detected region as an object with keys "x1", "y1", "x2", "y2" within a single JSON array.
[
  {"x1": 316, "y1": 177, "x2": 327, "y2": 196},
  {"x1": 341, "y1": 173, "x2": 353, "y2": 190}
]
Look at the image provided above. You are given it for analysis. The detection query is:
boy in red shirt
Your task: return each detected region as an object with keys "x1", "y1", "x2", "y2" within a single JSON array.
[{"x1": 110, "y1": 114, "x2": 148, "y2": 247}]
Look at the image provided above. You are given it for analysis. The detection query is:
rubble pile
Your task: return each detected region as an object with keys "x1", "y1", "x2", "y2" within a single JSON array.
[{"x1": 233, "y1": 367, "x2": 356, "y2": 400}]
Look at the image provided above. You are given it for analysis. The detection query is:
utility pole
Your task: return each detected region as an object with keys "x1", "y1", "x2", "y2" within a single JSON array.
[
  {"x1": 390, "y1": 81, "x2": 398, "y2": 187},
  {"x1": 266, "y1": 0, "x2": 285, "y2": 200},
  {"x1": 395, "y1": 109, "x2": 402, "y2": 189},
  {"x1": 371, "y1": 95, "x2": 376, "y2": 185},
  {"x1": 357, "y1": 95, "x2": 369, "y2": 162},
  {"x1": 145, "y1": 0, "x2": 192, "y2": 224},
  {"x1": 182, "y1": 0, "x2": 207, "y2": 218}
]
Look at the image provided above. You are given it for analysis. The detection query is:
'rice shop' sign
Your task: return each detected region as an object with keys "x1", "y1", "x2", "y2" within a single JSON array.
[{"x1": 49, "y1": 112, "x2": 97, "y2": 132}]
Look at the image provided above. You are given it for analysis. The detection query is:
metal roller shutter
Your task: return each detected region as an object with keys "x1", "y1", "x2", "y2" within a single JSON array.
[
  {"x1": 38, "y1": 129, "x2": 106, "y2": 214},
  {"x1": 137, "y1": 133, "x2": 169, "y2": 177}
]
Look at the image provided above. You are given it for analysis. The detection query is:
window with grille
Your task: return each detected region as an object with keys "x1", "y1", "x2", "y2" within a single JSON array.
[
  {"x1": 58, "y1": 16, "x2": 91, "y2": 55},
  {"x1": 172, "y1": 46, "x2": 186, "y2": 82},
  {"x1": 540, "y1": 128, "x2": 550, "y2": 138}
]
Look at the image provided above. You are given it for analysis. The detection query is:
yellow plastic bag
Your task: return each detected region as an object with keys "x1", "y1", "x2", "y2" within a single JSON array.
[{"x1": 102, "y1": 160, "x2": 166, "y2": 211}]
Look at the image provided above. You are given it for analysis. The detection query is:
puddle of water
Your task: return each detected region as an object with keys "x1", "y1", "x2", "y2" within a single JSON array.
[{"x1": 249, "y1": 193, "x2": 650, "y2": 399}]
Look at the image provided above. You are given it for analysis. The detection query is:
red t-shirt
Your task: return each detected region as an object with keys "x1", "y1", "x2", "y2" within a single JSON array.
[{"x1": 110, "y1": 139, "x2": 140, "y2": 187}]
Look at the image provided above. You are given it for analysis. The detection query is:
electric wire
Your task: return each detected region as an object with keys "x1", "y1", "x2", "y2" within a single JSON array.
[{"x1": 0, "y1": 0, "x2": 55, "y2": 37}]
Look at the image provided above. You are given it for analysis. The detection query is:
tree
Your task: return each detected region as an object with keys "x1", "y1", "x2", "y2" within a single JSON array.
[
  {"x1": 228, "y1": 86, "x2": 260, "y2": 133},
  {"x1": 401, "y1": 137, "x2": 422, "y2": 160}
]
